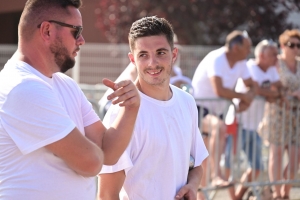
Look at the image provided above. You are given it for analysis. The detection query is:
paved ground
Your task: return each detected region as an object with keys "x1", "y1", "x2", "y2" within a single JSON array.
[
  {"x1": 207, "y1": 186, "x2": 300, "y2": 200},
  {"x1": 205, "y1": 149, "x2": 300, "y2": 200}
]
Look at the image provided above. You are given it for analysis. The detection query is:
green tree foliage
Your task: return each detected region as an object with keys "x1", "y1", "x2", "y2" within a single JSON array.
[{"x1": 95, "y1": 0, "x2": 300, "y2": 45}]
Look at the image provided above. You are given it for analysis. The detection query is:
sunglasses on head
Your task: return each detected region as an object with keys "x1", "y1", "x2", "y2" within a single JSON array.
[
  {"x1": 285, "y1": 42, "x2": 300, "y2": 49},
  {"x1": 37, "y1": 20, "x2": 83, "y2": 40}
]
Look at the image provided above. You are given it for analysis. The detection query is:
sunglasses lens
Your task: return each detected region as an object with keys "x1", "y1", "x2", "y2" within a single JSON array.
[
  {"x1": 75, "y1": 28, "x2": 82, "y2": 39},
  {"x1": 286, "y1": 42, "x2": 300, "y2": 49}
]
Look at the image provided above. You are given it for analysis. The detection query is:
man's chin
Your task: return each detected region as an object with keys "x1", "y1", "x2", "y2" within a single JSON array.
[
  {"x1": 60, "y1": 65, "x2": 74, "y2": 73},
  {"x1": 60, "y1": 59, "x2": 75, "y2": 73}
]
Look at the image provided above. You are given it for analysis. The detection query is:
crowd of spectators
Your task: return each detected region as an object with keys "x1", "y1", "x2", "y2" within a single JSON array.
[{"x1": 191, "y1": 29, "x2": 300, "y2": 200}]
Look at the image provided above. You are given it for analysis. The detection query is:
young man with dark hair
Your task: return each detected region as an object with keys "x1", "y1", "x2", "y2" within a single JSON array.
[
  {"x1": 0, "y1": 0, "x2": 140, "y2": 199},
  {"x1": 98, "y1": 16, "x2": 208, "y2": 200}
]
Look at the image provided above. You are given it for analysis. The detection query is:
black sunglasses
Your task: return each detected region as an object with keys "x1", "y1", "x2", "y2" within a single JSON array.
[
  {"x1": 37, "y1": 20, "x2": 83, "y2": 39},
  {"x1": 285, "y1": 42, "x2": 300, "y2": 49}
]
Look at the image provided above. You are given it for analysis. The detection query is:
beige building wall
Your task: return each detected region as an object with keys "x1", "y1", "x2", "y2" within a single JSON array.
[{"x1": 0, "y1": 0, "x2": 107, "y2": 44}]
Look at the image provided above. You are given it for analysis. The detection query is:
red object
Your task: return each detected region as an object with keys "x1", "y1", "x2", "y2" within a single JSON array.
[
  {"x1": 226, "y1": 118, "x2": 238, "y2": 136},
  {"x1": 226, "y1": 117, "x2": 238, "y2": 154}
]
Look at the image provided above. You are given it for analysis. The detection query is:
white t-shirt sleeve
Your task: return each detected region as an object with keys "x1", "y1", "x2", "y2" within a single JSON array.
[
  {"x1": 100, "y1": 148, "x2": 133, "y2": 174},
  {"x1": 1, "y1": 80, "x2": 76, "y2": 155},
  {"x1": 241, "y1": 61, "x2": 251, "y2": 80},
  {"x1": 100, "y1": 105, "x2": 134, "y2": 174},
  {"x1": 206, "y1": 59, "x2": 222, "y2": 78},
  {"x1": 190, "y1": 99, "x2": 209, "y2": 167}
]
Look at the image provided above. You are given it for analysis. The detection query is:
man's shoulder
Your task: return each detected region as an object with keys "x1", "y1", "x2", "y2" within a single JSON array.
[
  {"x1": 0, "y1": 70, "x2": 50, "y2": 95},
  {"x1": 204, "y1": 47, "x2": 225, "y2": 62},
  {"x1": 54, "y1": 72, "x2": 75, "y2": 82},
  {"x1": 53, "y1": 72, "x2": 80, "y2": 89},
  {"x1": 246, "y1": 59, "x2": 259, "y2": 72},
  {"x1": 171, "y1": 85, "x2": 195, "y2": 104}
]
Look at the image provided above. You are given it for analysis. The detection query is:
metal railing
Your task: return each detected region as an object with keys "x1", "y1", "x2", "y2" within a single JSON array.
[{"x1": 197, "y1": 97, "x2": 300, "y2": 200}]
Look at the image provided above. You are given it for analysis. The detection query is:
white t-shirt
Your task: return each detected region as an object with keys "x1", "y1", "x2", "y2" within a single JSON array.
[
  {"x1": 0, "y1": 59, "x2": 100, "y2": 200},
  {"x1": 229, "y1": 59, "x2": 280, "y2": 131},
  {"x1": 192, "y1": 47, "x2": 250, "y2": 115},
  {"x1": 100, "y1": 85, "x2": 208, "y2": 200}
]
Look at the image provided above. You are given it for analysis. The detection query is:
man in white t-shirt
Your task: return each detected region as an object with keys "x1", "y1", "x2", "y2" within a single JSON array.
[
  {"x1": 98, "y1": 16, "x2": 208, "y2": 200},
  {"x1": 224, "y1": 40, "x2": 281, "y2": 200},
  {"x1": 192, "y1": 30, "x2": 256, "y2": 188},
  {"x1": 0, "y1": 1, "x2": 140, "y2": 199},
  {"x1": 98, "y1": 34, "x2": 193, "y2": 119}
]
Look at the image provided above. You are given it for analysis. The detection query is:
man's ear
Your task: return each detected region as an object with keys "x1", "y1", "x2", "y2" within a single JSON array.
[
  {"x1": 39, "y1": 21, "x2": 52, "y2": 41},
  {"x1": 172, "y1": 47, "x2": 178, "y2": 64},
  {"x1": 128, "y1": 52, "x2": 136, "y2": 65}
]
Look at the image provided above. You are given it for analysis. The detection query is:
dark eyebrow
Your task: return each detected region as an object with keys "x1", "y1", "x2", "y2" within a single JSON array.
[
  {"x1": 157, "y1": 48, "x2": 169, "y2": 52},
  {"x1": 137, "y1": 48, "x2": 169, "y2": 55},
  {"x1": 137, "y1": 50, "x2": 148, "y2": 55}
]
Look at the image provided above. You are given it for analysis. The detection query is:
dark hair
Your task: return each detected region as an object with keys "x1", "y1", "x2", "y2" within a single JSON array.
[
  {"x1": 19, "y1": 0, "x2": 82, "y2": 41},
  {"x1": 128, "y1": 16, "x2": 174, "y2": 51},
  {"x1": 225, "y1": 30, "x2": 249, "y2": 50}
]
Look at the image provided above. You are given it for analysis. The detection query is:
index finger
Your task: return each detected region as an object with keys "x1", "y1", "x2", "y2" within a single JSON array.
[
  {"x1": 114, "y1": 79, "x2": 132, "y2": 89},
  {"x1": 102, "y1": 78, "x2": 117, "y2": 91}
]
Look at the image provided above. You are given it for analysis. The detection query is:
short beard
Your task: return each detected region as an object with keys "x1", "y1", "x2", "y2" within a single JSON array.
[{"x1": 50, "y1": 37, "x2": 75, "y2": 73}]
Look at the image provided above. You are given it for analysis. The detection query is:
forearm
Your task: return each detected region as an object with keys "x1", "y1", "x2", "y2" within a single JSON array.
[
  {"x1": 102, "y1": 106, "x2": 139, "y2": 165},
  {"x1": 187, "y1": 165, "x2": 203, "y2": 190},
  {"x1": 217, "y1": 87, "x2": 244, "y2": 100},
  {"x1": 257, "y1": 88, "x2": 279, "y2": 98},
  {"x1": 98, "y1": 171, "x2": 125, "y2": 200}
]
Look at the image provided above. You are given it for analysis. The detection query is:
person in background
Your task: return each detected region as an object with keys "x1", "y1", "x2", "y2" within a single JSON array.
[
  {"x1": 0, "y1": 0, "x2": 140, "y2": 199},
  {"x1": 259, "y1": 29, "x2": 300, "y2": 200},
  {"x1": 192, "y1": 30, "x2": 256, "y2": 189},
  {"x1": 98, "y1": 16, "x2": 208, "y2": 200},
  {"x1": 224, "y1": 39, "x2": 282, "y2": 200}
]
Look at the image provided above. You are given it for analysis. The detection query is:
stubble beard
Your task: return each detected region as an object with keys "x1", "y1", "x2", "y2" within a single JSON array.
[
  {"x1": 140, "y1": 64, "x2": 172, "y2": 86},
  {"x1": 50, "y1": 37, "x2": 75, "y2": 73}
]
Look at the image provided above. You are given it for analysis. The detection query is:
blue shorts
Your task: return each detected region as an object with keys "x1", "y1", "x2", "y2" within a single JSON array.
[{"x1": 225, "y1": 129, "x2": 262, "y2": 170}]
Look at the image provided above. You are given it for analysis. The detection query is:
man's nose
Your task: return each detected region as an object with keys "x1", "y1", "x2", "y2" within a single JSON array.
[
  {"x1": 77, "y1": 34, "x2": 85, "y2": 45},
  {"x1": 148, "y1": 56, "x2": 159, "y2": 67}
]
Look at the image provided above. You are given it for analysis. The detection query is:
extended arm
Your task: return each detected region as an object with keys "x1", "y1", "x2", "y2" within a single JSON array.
[
  {"x1": 98, "y1": 170, "x2": 126, "y2": 200},
  {"x1": 210, "y1": 76, "x2": 255, "y2": 105},
  {"x1": 85, "y1": 78, "x2": 140, "y2": 165},
  {"x1": 257, "y1": 80, "x2": 281, "y2": 100}
]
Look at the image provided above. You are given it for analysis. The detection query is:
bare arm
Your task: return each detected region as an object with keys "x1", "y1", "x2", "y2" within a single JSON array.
[
  {"x1": 85, "y1": 78, "x2": 140, "y2": 165},
  {"x1": 243, "y1": 77, "x2": 257, "y2": 95},
  {"x1": 210, "y1": 76, "x2": 254, "y2": 105},
  {"x1": 98, "y1": 170, "x2": 126, "y2": 200},
  {"x1": 45, "y1": 127, "x2": 104, "y2": 177},
  {"x1": 175, "y1": 165, "x2": 203, "y2": 200},
  {"x1": 256, "y1": 80, "x2": 281, "y2": 99}
]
